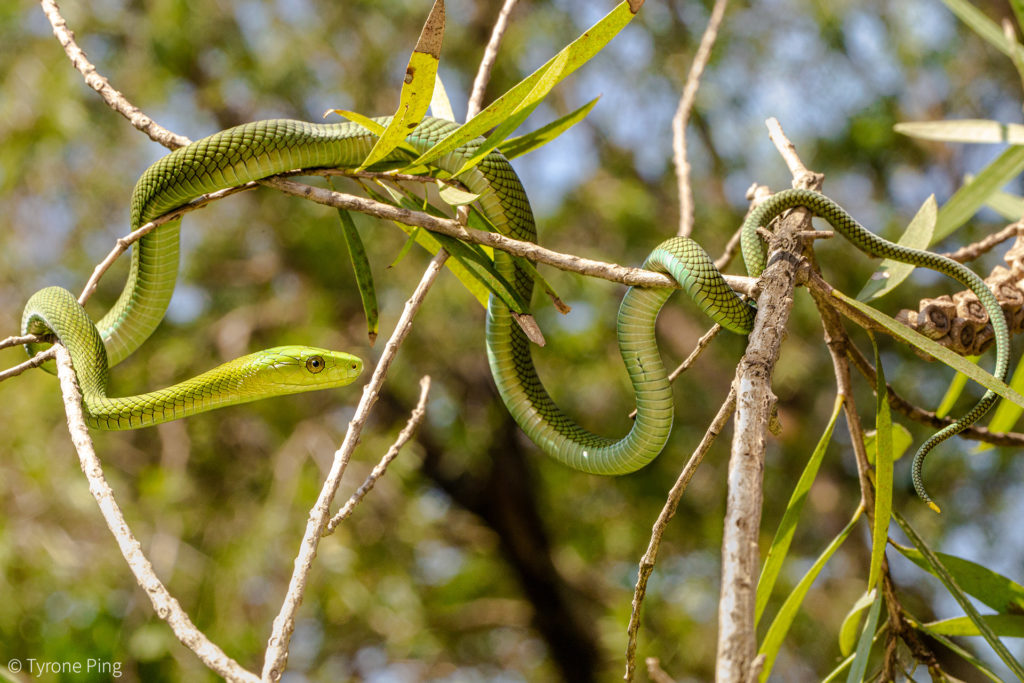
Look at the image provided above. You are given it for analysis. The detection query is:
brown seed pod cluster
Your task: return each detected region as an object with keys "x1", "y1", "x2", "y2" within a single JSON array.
[{"x1": 894, "y1": 235, "x2": 1024, "y2": 358}]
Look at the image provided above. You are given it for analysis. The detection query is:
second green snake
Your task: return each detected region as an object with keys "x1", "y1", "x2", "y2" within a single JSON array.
[{"x1": 24, "y1": 117, "x2": 1008, "y2": 510}]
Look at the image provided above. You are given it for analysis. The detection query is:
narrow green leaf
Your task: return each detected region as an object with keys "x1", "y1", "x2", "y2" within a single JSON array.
[
  {"x1": 755, "y1": 395, "x2": 844, "y2": 626},
  {"x1": 757, "y1": 507, "x2": 862, "y2": 682},
  {"x1": 978, "y1": 354, "x2": 1024, "y2": 450},
  {"x1": 359, "y1": 0, "x2": 444, "y2": 170},
  {"x1": 856, "y1": 195, "x2": 936, "y2": 301},
  {"x1": 838, "y1": 589, "x2": 878, "y2": 657},
  {"x1": 984, "y1": 186, "x2": 1024, "y2": 220},
  {"x1": 935, "y1": 359, "x2": 974, "y2": 418},
  {"x1": 894, "y1": 119, "x2": 1024, "y2": 144},
  {"x1": 925, "y1": 614, "x2": 1024, "y2": 637},
  {"x1": 846, "y1": 592, "x2": 882, "y2": 683},
  {"x1": 500, "y1": 96, "x2": 600, "y2": 160},
  {"x1": 913, "y1": 623, "x2": 1004, "y2": 682},
  {"x1": 335, "y1": 207, "x2": 379, "y2": 344},
  {"x1": 831, "y1": 290, "x2": 1024, "y2": 408},
  {"x1": 436, "y1": 181, "x2": 480, "y2": 206},
  {"x1": 891, "y1": 543, "x2": 1024, "y2": 614},
  {"x1": 868, "y1": 335, "x2": 893, "y2": 592},
  {"x1": 933, "y1": 145, "x2": 1024, "y2": 241},
  {"x1": 894, "y1": 511, "x2": 1024, "y2": 678},
  {"x1": 408, "y1": 1, "x2": 640, "y2": 169},
  {"x1": 453, "y1": 51, "x2": 569, "y2": 175},
  {"x1": 1012, "y1": 0, "x2": 1024, "y2": 35},
  {"x1": 326, "y1": 109, "x2": 386, "y2": 136},
  {"x1": 430, "y1": 72, "x2": 457, "y2": 122},
  {"x1": 863, "y1": 423, "x2": 913, "y2": 464},
  {"x1": 939, "y1": 0, "x2": 1024, "y2": 61}
]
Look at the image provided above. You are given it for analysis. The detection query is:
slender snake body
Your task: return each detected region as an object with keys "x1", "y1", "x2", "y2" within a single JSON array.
[{"x1": 22, "y1": 116, "x2": 1008, "y2": 508}]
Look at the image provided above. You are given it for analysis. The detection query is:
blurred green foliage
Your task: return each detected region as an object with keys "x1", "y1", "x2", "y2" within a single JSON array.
[{"x1": 3, "y1": 1, "x2": 1024, "y2": 681}]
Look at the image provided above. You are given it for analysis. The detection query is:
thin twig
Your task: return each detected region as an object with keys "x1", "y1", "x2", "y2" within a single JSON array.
[
  {"x1": 53, "y1": 345, "x2": 259, "y2": 682},
  {"x1": 645, "y1": 657, "x2": 678, "y2": 683},
  {"x1": 262, "y1": 252, "x2": 448, "y2": 682},
  {"x1": 941, "y1": 220, "x2": 1023, "y2": 263},
  {"x1": 467, "y1": 0, "x2": 520, "y2": 119},
  {"x1": 627, "y1": 323, "x2": 722, "y2": 419},
  {"x1": 40, "y1": 0, "x2": 189, "y2": 149},
  {"x1": 0, "y1": 346, "x2": 56, "y2": 382},
  {"x1": 675, "y1": 0, "x2": 728, "y2": 237},
  {"x1": 324, "y1": 375, "x2": 432, "y2": 534},
  {"x1": 625, "y1": 385, "x2": 737, "y2": 681},
  {"x1": 257, "y1": 175, "x2": 756, "y2": 293}
]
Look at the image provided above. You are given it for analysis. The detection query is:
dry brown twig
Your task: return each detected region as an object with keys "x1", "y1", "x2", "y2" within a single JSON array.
[{"x1": 674, "y1": 0, "x2": 729, "y2": 238}]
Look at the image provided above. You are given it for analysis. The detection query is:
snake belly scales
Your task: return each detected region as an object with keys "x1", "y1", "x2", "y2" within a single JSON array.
[{"x1": 21, "y1": 116, "x2": 1009, "y2": 508}]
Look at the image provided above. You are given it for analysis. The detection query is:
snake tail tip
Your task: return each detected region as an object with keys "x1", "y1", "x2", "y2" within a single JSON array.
[{"x1": 927, "y1": 501, "x2": 942, "y2": 515}]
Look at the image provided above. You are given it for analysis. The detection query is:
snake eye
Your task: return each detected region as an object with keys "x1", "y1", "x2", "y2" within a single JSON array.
[{"x1": 305, "y1": 355, "x2": 325, "y2": 374}]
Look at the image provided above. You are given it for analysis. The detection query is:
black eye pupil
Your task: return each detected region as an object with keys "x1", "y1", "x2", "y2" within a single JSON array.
[{"x1": 306, "y1": 356, "x2": 325, "y2": 373}]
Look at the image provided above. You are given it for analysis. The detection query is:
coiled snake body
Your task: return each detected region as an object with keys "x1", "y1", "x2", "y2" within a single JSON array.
[{"x1": 22, "y1": 117, "x2": 1008, "y2": 508}]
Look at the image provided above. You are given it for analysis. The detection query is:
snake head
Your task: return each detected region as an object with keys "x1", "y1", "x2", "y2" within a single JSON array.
[{"x1": 254, "y1": 346, "x2": 363, "y2": 393}]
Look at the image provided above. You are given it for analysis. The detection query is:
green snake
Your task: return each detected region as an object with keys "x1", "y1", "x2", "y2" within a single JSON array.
[{"x1": 22, "y1": 117, "x2": 1007, "y2": 509}]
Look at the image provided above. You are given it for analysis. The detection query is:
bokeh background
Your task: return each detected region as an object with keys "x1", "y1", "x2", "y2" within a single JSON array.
[{"x1": 2, "y1": 0, "x2": 1023, "y2": 680}]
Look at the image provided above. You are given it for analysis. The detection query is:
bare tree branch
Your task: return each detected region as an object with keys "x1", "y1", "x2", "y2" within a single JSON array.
[
  {"x1": 625, "y1": 384, "x2": 737, "y2": 681},
  {"x1": 467, "y1": 0, "x2": 520, "y2": 119},
  {"x1": 53, "y1": 345, "x2": 260, "y2": 682},
  {"x1": 261, "y1": 252, "x2": 448, "y2": 681},
  {"x1": 675, "y1": 0, "x2": 729, "y2": 237},
  {"x1": 325, "y1": 375, "x2": 432, "y2": 534}
]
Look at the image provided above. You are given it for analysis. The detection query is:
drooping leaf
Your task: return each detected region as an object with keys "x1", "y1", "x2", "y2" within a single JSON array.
[
  {"x1": 408, "y1": 1, "x2": 642, "y2": 170},
  {"x1": 436, "y1": 181, "x2": 480, "y2": 206},
  {"x1": 856, "y1": 195, "x2": 936, "y2": 301},
  {"x1": 913, "y1": 624, "x2": 1004, "y2": 682},
  {"x1": 755, "y1": 395, "x2": 844, "y2": 626},
  {"x1": 358, "y1": 0, "x2": 445, "y2": 171},
  {"x1": 335, "y1": 207, "x2": 379, "y2": 344},
  {"x1": 838, "y1": 589, "x2": 878, "y2": 657}
]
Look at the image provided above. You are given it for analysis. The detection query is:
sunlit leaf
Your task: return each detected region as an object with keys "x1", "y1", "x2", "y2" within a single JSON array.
[
  {"x1": 938, "y1": 0, "x2": 1024, "y2": 61},
  {"x1": 408, "y1": 1, "x2": 641, "y2": 169},
  {"x1": 856, "y1": 195, "x2": 936, "y2": 301},
  {"x1": 894, "y1": 119, "x2": 1024, "y2": 144},
  {"x1": 500, "y1": 97, "x2": 600, "y2": 160},
  {"x1": 359, "y1": 0, "x2": 444, "y2": 170}
]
